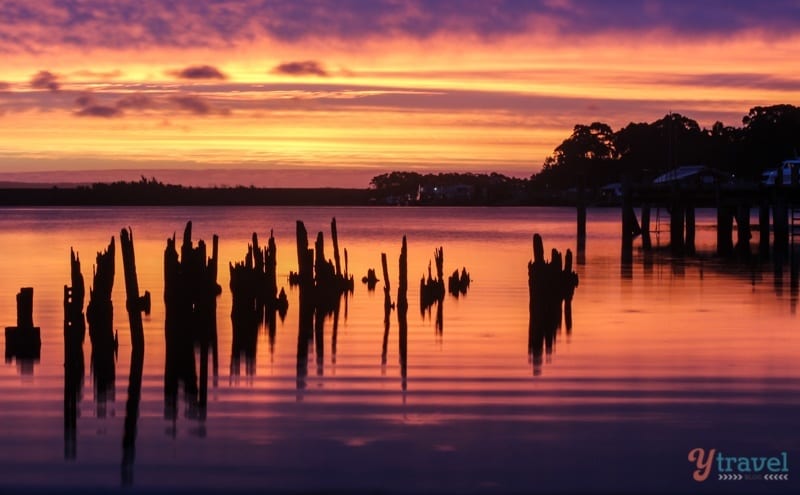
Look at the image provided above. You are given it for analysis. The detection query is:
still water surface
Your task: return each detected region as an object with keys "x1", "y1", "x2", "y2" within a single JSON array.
[{"x1": 0, "y1": 207, "x2": 797, "y2": 493}]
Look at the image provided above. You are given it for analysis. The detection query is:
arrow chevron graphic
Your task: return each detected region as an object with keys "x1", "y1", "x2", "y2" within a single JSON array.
[{"x1": 765, "y1": 473, "x2": 789, "y2": 481}]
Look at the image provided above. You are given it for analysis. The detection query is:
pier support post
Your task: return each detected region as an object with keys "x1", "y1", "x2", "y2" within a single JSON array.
[
  {"x1": 577, "y1": 179, "x2": 586, "y2": 263},
  {"x1": 717, "y1": 205, "x2": 734, "y2": 257},
  {"x1": 621, "y1": 179, "x2": 633, "y2": 264},
  {"x1": 685, "y1": 203, "x2": 696, "y2": 256},
  {"x1": 735, "y1": 203, "x2": 752, "y2": 255},
  {"x1": 670, "y1": 200, "x2": 685, "y2": 256},
  {"x1": 641, "y1": 204, "x2": 652, "y2": 251},
  {"x1": 759, "y1": 200, "x2": 771, "y2": 258}
]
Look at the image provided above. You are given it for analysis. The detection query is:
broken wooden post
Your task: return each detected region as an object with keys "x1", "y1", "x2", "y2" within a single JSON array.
[
  {"x1": 86, "y1": 237, "x2": 116, "y2": 415},
  {"x1": 331, "y1": 217, "x2": 342, "y2": 277},
  {"x1": 398, "y1": 236, "x2": 408, "y2": 391},
  {"x1": 528, "y1": 234, "x2": 579, "y2": 375},
  {"x1": 121, "y1": 227, "x2": 148, "y2": 350},
  {"x1": 5, "y1": 287, "x2": 41, "y2": 361},
  {"x1": 381, "y1": 252, "x2": 393, "y2": 367}
]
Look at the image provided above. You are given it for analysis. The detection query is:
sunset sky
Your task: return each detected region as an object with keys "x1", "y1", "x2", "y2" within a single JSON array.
[{"x1": 1, "y1": 0, "x2": 799, "y2": 187}]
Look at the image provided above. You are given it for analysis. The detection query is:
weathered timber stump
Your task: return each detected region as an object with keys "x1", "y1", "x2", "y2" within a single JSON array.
[
  {"x1": 5, "y1": 287, "x2": 41, "y2": 361},
  {"x1": 528, "y1": 234, "x2": 579, "y2": 375}
]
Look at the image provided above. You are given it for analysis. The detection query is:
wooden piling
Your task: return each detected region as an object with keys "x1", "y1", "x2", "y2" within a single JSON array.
[
  {"x1": 621, "y1": 180, "x2": 633, "y2": 263},
  {"x1": 735, "y1": 204, "x2": 752, "y2": 255},
  {"x1": 528, "y1": 234, "x2": 579, "y2": 375},
  {"x1": 120, "y1": 227, "x2": 148, "y2": 352},
  {"x1": 398, "y1": 236, "x2": 408, "y2": 391},
  {"x1": 717, "y1": 205, "x2": 734, "y2": 257},
  {"x1": 641, "y1": 204, "x2": 652, "y2": 251},
  {"x1": 577, "y1": 179, "x2": 587, "y2": 257},
  {"x1": 670, "y1": 201, "x2": 685, "y2": 256},
  {"x1": 759, "y1": 200, "x2": 771, "y2": 258},
  {"x1": 685, "y1": 203, "x2": 696, "y2": 256},
  {"x1": 64, "y1": 249, "x2": 85, "y2": 461}
]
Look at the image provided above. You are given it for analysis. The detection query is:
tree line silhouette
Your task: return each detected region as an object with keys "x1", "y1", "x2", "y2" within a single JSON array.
[{"x1": 530, "y1": 104, "x2": 800, "y2": 190}]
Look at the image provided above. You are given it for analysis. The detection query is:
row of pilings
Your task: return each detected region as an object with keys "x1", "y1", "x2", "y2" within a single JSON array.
[{"x1": 571, "y1": 181, "x2": 800, "y2": 266}]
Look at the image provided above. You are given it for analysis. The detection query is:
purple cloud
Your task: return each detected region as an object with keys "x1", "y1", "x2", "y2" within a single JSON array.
[
  {"x1": 1, "y1": 0, "x2": 798, "y2": 52},
  {"x1": 171, "y1": 95, "x2": 212, "y2": 114},
  {"x1": 30, "y1": 70, "x2": 60, "y2": 91},
  {"x1": 0, "y1": 82, "x2": 10, "y2": 91},
  {"x1": 172, "y1": 65, "x2": 227, "y2": 80},
  {"x1": 116, "y1": 94, "x2": 157, "y2": 110},
  {"x1": 272, "y1": 60, "x2": 328, "y2": 77},
  {"x1": 75, "y1": 105, "x2": 122, "y2": 118}
]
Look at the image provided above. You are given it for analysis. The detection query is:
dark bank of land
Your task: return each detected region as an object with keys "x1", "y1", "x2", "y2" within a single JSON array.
[{"x1": 0, "y1": 173, "x2": 534, "y2": 207}]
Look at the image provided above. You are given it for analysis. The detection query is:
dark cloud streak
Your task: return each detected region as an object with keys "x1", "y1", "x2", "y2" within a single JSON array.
[
  {"x1": 272, "y1": 60, "x2": 328, "y2": 77},
  {"x1": 172, "y1": 65, "x2": 227, "y2": 80},
  {"x1": 75, "y1": 105, "x2": 122, "y2": 118}
]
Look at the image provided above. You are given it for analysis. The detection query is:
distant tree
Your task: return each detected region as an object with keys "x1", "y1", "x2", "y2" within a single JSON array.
[
  {"x1": 740, "y1": 104, "x2": 800, "y2": 176},
  {"x1": 532, "y1": 122, "x2": 617, "y2": 188}
]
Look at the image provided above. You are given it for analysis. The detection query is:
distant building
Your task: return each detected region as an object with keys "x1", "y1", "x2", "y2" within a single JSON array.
[
  {"x1": 416, "y1": 184, "x2": 475, "y2": 203},
  {"x1": 652, "y1": 166, "x2": 731, "y2": 186}
]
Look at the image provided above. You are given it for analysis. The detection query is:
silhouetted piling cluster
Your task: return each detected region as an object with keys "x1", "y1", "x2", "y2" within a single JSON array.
[
  {"x1": 164, "y1": 222, "x2": 216, "y2": 421},
  {"x1": 420, "y1": 247, "x2": 445, "y2": 310},
  {"x1": 528, "y1": 233, "x2": 579, "y2": 376},
  {"x1": 447, "y1": 267, "x2": 471, "y2": 297},
  {"x1": 294, "y1": 218, "x2": 353, "y2": 394},
  {"x1": 229, "y1": 230, "x2": 288, "y2": 377}
]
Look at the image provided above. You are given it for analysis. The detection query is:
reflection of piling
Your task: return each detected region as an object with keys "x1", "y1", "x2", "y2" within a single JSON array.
[
  {"x1": 398, "y1": 236, "x2": 408, "y2": 391},
  {"x1": 64, "y1": 249, "x2": 85, "y2": 460},
  {"x1": 121, "y1": 340, "x2": 143, "y2": 486},
  {"x1": 528, "y1": 234, "x2": 578, "y2": 376}
]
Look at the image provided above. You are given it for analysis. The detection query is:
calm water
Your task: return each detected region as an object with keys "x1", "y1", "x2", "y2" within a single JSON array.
[{"x1": 0, "y1": 207, "x2": 797, "y2": 494}]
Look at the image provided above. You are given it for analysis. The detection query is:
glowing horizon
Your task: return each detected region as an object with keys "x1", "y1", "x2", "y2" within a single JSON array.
[{"x1": 1, "y1": 1, "x2": 799, "y2": 186}]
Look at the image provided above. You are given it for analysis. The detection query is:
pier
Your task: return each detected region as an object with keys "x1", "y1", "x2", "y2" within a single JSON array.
[{"x1": 606, "y1": 180, "x2": 800, "y2": 260}]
